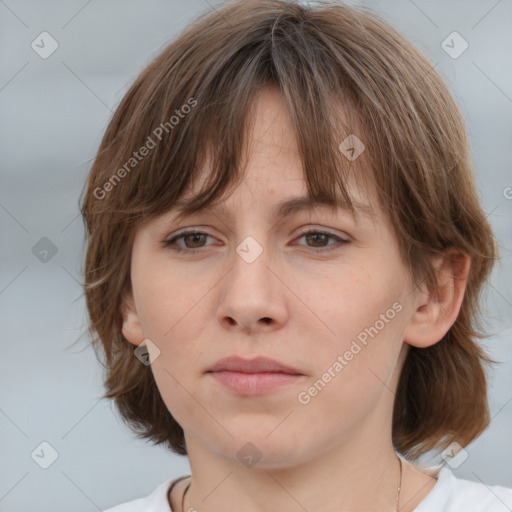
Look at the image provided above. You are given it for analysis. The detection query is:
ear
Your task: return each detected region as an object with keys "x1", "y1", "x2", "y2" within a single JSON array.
[
  {"x1": 404, "y1": 247, "x2": 470, "y2": 348},
  {"x1": 120, "y1": 289, "x2": 146, "y2": 347}
]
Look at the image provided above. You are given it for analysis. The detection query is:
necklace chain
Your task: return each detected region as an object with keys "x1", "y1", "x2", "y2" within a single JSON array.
[
  {"x1": 396, "y1": 454, "x2": 403, "y2": 511},
  {"x1": 180, "y1": 455, "x2": 403, "y2": 512}
]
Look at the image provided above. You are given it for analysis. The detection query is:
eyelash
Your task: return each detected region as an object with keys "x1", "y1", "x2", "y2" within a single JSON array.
[{"x1": 163, "y1": 229, "x2": 350, "y2": 254}]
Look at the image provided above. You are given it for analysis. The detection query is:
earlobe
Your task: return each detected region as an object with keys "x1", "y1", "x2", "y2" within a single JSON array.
[
  {"x1": 404, "y1": 247, "x2": 470, "y2": 349},
  {"x1": 120, "y1": 290, "x2": 146, "y2": 347}
]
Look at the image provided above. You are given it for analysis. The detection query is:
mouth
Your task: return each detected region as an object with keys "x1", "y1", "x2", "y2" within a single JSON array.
[
  {"x1": 206, "y1": 356, "x2": 305, "y2": 395},
  {"x1": 206, "y1": 355, "x2": 303, "y2": 374}
]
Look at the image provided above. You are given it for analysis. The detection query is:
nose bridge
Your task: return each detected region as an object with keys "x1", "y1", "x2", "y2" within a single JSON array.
[
  {"x1": 215, "y1": 223, "x2": 288, "y2": 332},
  {"x1": 230, "y1": 206, "x2": 272, "y2": 278},
  {"x1": 230, "y1": 230, "x2": 273, "y2": 297}
]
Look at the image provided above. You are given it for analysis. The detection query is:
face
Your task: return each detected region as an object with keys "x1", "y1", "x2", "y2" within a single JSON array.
[{"x1": 122, "y1": 86, "x2": 423, "y2": 469}]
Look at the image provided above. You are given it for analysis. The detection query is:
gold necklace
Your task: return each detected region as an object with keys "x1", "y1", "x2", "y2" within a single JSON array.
[
  {"x1": 396, "y1": 455, "x2": 403, "y2": 510},
  {"x1": 180, "y1": 455, "x2": 403, "y2": 512}
]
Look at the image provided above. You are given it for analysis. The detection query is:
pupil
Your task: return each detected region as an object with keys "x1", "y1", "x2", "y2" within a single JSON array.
[
  {"x1": 187, "y1": 234, "x2": 204, "y2": 247},
  {"x1": 307, "y1": 233, "x2": 327, "y2": 246}
]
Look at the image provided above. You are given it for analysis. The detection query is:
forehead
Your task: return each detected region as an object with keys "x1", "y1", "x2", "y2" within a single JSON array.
[
  {"x1": 146, "y1": 84, "x2": 383, "y2": 233},
  {"x1": 166, "y1": 174, "x2": 378, "y2": 233},
  {"x1": 183, "y1": 87, "x2": 376, "y2": 215}
]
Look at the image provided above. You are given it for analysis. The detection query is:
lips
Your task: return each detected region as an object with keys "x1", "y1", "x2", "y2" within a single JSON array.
[
  {"x1": 206, "y1": 356, "x2": 304, "y2": 395},
  {"x1": 206, "y1": 356, "x2": 303, "y2": 375}
]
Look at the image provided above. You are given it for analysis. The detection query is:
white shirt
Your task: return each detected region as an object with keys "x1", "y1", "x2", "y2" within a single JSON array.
[{"x1": 103, "y1": 466, "x2": 512, "y2": 511}]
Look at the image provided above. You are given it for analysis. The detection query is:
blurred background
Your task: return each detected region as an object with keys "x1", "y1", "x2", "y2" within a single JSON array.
[{"x1": 1, "y1": 0, "x2": 511, "y2": 510}]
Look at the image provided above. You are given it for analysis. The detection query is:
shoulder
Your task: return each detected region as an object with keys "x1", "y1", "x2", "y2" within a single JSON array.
[
  {"x1": 103, "y1": 475, "x2": 190, "y2": 512},
  {"x1": 415, "y1": 465, "x2": 512, "y2": 512}
]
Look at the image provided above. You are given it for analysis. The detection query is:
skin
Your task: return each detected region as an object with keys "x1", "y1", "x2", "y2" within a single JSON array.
[{"x1": 121, "y1": 86, "x2": 470, "y2": 512}]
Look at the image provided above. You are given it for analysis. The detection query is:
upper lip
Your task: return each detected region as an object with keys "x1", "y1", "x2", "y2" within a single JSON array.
[{"x1": 207, "y1": 356, "x2": 303, "y2": 375}]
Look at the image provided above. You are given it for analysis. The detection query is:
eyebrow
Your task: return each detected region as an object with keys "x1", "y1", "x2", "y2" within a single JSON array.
[{"x1": 171, "y1": 195, "x2": 375, "y2": 224}]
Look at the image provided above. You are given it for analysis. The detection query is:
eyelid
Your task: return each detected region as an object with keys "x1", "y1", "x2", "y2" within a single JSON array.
[
  {"x1": 163, "y1": 226, "x2": 351, "y2": 253},
  {"x1": 292, "y1": 228, "x2": 351, "y2": 250},
  {"x1": 163, "y1": 229, "x2": 216, "y2": 251},
  {"x1": 296, "y1": 226, "x2": 350, "y2": 239}
]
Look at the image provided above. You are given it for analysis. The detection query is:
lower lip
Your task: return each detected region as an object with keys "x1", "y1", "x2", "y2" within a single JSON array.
[{"x1": 208, "y1": 371, "x2": 303, "y2": 395}]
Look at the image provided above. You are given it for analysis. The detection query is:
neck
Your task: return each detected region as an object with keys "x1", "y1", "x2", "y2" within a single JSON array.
[{"x1": 182, "y1": 427, "x2": 403, "y2": 512}]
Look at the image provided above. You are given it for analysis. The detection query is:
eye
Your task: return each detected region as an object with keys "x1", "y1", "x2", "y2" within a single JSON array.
[
  {"x1": 294, "y1": 229, "x2": 350, "y2": 252},
  {"x1": 163, "y1": 229, "x2": 214, "y2": 253},
  {"x1": 163, "y1": 228, "x2": 350, "y2": 254}
]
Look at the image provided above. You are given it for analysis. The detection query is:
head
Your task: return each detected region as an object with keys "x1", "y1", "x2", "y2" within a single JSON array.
[{"x1": 80, "y1": 0, "x2": 497, "y2": 463}]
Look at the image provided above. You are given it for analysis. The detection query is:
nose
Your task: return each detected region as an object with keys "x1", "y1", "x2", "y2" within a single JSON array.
[{"x1": 215, "y1": 239, "x2": 289, "y2": 334}]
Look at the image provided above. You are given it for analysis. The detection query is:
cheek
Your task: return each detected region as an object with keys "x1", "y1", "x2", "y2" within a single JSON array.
[
  {"x1": 150, "y1": 358, "x2": 206, "y2": 437},
  {"x1": 321, "y1": 267, "x2": 403, "y2": 346},
  {"x1": 295, "y1": 312, "x2": 404, "y2": 442},
  {"x1": 133, "y1": 257, "x2": 209, "y2": 341},
  {"x1": 304, "y1": 269, "x2": 406, "y2": 400},
  {"x1": 132, "y1": 263, "x2": 211, "y2": 410}
]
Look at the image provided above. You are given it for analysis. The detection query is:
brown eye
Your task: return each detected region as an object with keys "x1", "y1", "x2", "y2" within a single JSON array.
[
  {"x1": 164, "y1": 230, "x2": 213, "y2": 252},
  {"x1": 296, "y1": 230, "x2": 350, "y2": 251},
  {"x1": 163, "y1": 228, "x2": 350, "y2": 254},
  {"x1": 181, "y1": 233, "x2": 208, "y2": 248},
  {"x1": 304, "y1": 232, "x2": 330, "y2": 247}
]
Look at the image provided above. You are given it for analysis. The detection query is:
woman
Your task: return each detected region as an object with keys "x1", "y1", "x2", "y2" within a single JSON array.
[{"x1": 80, "y1": 1, "x2": 512, "y2": 510}]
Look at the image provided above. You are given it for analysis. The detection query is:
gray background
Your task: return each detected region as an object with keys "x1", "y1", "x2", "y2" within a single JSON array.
[{"x1": 1, "y1": 0, "x2": 511, "y2": 511}]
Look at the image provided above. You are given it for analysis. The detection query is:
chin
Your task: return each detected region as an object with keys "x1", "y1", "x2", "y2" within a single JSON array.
[{"x1": 211, "y1": 429, "x2": 310, "y2": 470}]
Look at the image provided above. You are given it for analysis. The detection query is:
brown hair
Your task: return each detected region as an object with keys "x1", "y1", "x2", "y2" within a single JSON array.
[{"x1": 79, "y1": 0, "x2": 498, "y2": 460}]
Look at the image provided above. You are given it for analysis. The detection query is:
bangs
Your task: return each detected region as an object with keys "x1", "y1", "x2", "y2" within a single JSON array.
[{"x1": 100, "y1": 3, "x2": 377, "y2": 226}]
